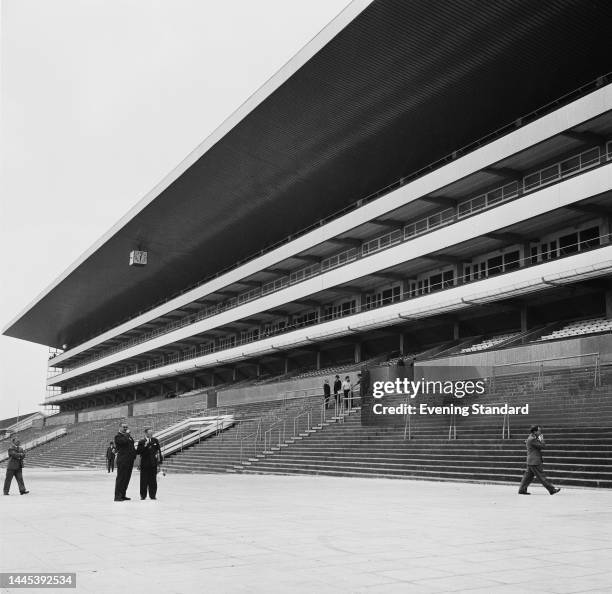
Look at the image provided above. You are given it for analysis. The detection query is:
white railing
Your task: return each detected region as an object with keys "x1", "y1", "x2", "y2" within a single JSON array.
[
  {"x1": 237, "y1": 287, "x2": 262, "y2": 305},
  {"x1": 404, "y1": 207, "x2": 455, "y2": 239},
  {"x1": 457, "y1": 181, "x2": 519, "y2": 219},
  {"x1": 56, "y1": 140, "x2": 610, "y2": 377},
  {"x1": 262, "y1": 276, "x2": 289, "y2": 295},
  {"x1": 362, "y1": 229, "x2": 402, "y2": 256},
  {"x1": 321, "y1": 248, "x2": 358, "y2": 272},
  {"x1": 158, "y1": 415, "x2": 235, "y2": 457},
  {"x1": 289, "y1": 263, "x2": 320, "y2": 284},
  {"x1": 523, "y1": 146, "x2": 600, "y2": 192}
]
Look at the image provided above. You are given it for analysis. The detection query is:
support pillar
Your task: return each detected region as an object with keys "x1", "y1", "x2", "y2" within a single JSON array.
[
  {"x1": 601, "y1": 216, "x2": 611, "y2": 244},
  {"x1": 315, "y1": 351, "x2": 321, "y2": 370},
  {"x1": 354, "y1": 342, "x2": 362, "y2": 364},
  {"x1": 399, "y1": 333, "x2": 405, "y2": 356},
  {"x1": 453, "y1": 322, "x2": 460, "y2": 341},
  {"x1": 520, "y1": 306, "x2": 529, "y2": 332},
  {"x1": 606, "y1": 290, "x2": 612, "y2": 319}
]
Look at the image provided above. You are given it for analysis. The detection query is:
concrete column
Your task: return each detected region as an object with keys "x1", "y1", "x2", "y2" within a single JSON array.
[
  {"x1": 521, "y1": 306, "x2": 529, "y2": 332},
  {"x1": 456, "y1": 265, "x2": 465, "y2": 286},
  {"x1": 453, "y1": 322, "x2": 460, "y2": 340},
  {"x1": 232, "y1": 367, "x2": 237, "y2": 381},
  {"x1": 284, "y1": 358, "x2": 290, "y2": 374},
  {"x1": 315, "y1": 351, "x2": 321, "y2": 370},
  {"x1": 399, "y1": 333, "x2": 405, "y2": 356},
  {"x1": 354, "y1": 342, "x2": 362, "y2": 364},
  {"x1": 606, "y1": 290, "x2": 612, "y2": 319},
  {"x1": 522, "y1": 242, "x2": 532, "y2": 267},
  {"x1": 601, "y1": 216, "x2": 611, "y2": 244}
]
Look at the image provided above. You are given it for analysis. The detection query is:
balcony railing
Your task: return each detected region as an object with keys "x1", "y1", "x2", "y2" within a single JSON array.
[
  {"x1": 55, "y1": 232, "x2": 611, "y2": 395},
  {"x1": 57, "y1": 137, "x2": 612, "y2": 375},
  {"x1": 48, "y1": 74, "x2": 609, "y2": 361}
]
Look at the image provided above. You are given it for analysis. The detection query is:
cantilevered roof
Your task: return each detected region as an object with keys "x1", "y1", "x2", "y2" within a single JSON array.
[{"x1": 4, "y1": 0, "x2": 612, "y2": 348}]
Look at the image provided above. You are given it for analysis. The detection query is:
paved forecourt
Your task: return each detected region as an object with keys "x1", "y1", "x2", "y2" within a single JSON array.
[{"x1": 1, "y1": 469, "x2": 611, "y2": 593}]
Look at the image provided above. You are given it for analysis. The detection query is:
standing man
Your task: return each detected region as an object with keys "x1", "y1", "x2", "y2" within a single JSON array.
[
  {"x1": 106, "y1": 441, "x2": 116, "y2": 473},
  {"x1": 136, "y1": 427, "x2": 163, "y2": 500},
  {"x1": 333, "y1": 375, "x2": 342, "y2": 408},
  {"x1": 114, "y1": 422, "x2": 136, "y2": 501},
  {"x1": 518, "y1": 425, "x2": 561, "y2": 495},
  {"x1": 342, "y1": 375, "x2": 353, "y2": 410},
  {"x1": 3, "y1": 437, "x2": 29, "y2": 495},
  {"x1": 323, "y1": 379, "x2": 331, "y2": 409}
]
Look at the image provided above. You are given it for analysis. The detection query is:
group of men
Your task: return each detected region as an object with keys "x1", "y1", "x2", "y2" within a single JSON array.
[
  {"x1": 4, "y1": 421, "x2": 560, "y2": 498},
  {"x1": 112, "y1": 423, "x2": 163, "y2": 502},
  {"x1": 323, "y1": 374, "x2": 358, "y2": 410}
]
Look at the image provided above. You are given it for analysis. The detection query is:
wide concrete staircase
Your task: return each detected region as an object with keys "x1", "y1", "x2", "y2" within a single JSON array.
[
  {"x1": 23, "y1": 396, "x2": 328, "y2": 469},
  {"x1": 164, "y1": 396, "x2": 344, "y2": 473},
  {"x1": 25, "y1": 407, "x2": 211, "y2": 468},
  {"x1": 235, "y1": 367, "x2": 612, "y2": 488}
]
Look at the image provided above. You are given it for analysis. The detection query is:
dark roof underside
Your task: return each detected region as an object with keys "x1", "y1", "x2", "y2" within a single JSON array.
[{"x1": 6, "y1": 0, "x2": 612, "y2": 348}]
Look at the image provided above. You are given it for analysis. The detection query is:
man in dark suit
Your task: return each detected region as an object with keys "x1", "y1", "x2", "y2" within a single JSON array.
[
  {"x1": 106, "y1": 441, "x2": 116, "y2": 473},
  {"x1": 114, "y1": 422, "x2": 136, "y2": 501},
  {"x1": 518, "y1": 425, "x2": 561, "y2": 495},
  {"x1": 323, "y1": 379, "x2": 331, "y2": 409},
  {"x1": 136, "y1": 427, "x2": 163, "y2": 500},
  {"x1": 333, "y1": 375, "x2": 342, "y2": 408},
  {"x1": 3, "y1": 437, "x2": 29, "y2": 495}
]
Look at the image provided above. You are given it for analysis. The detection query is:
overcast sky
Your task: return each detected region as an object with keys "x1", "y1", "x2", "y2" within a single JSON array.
[{"x1": 0, "y1": 0, "x2": 352, "y2": 420}]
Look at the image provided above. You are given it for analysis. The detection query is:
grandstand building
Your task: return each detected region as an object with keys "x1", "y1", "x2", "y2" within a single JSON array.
[{"x1": 4, "y1": 0, "x2": 612, "y2": 435}]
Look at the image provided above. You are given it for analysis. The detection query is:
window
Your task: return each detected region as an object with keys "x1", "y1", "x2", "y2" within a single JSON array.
[
  {"x1": 324, "y1": 300, "x2": 356, "y2": 320},
  {"x1": 503, "y1": 250, "x2": 521, "y2": 271},
  {"x1": 241, "y1": 329, "x2": 259, "y2": 343},
  {"x1": 559, "y1": 233, "x2": 579, "y2": 256},
  {"x1": 442, "y1": 270, "x2": 455, "y2": 288},
  {"x1": 366, "y1": 285, "x2": 401, "y2": 308},
  {"x1": 429, "y1": 273, "x2": 443, "y2": 292},
  {"x1": 487, "y1": 255, "x2": 503, "y2": 276},
  {"x1": 263, "y1": 320, "x2": 286, "y2": 337},
  {"x1": 579, "y1": 226, "x2": 600, "y2": 250},
  {"x1": 294, "y1": 311, "x2": 318, "y2": 328}
]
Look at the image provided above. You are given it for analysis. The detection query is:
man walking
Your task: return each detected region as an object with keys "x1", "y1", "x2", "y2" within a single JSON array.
[
  {"x1": 114, "y1": 422, "x2": 136, "y2": 501},
  {"x1": 136, "y1": 427, "x2": 163, "y2": 500},
  {"x1": 518, "y1": 425, "x2": 561, "y2": 495},
  {"x1": 106, "y1": 441, "x2": 116, "y2": 473},
  {"x1": 3, "y1": 437, "x2": 29, "y2": 495}
]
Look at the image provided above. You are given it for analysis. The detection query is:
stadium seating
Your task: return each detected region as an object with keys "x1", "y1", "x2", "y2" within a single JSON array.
[
  {"x1": 537, "y1": 317, "x2": 612, "y2": 341},
  {"x1": 23, "y1": 394, "x2": 331, "y2": 469},
  {"x1": 235, "y1": 366, "x2": 612, "y2": 488},
  {"x1": 460, "y1": 332, "x2": 520, "y2": 353},
  {"x1": 25, "y1": 410, "x2": 209, "y2": 469},
  {"x1": 164, "y1": 396, "x2": 332, "y2": 473}
]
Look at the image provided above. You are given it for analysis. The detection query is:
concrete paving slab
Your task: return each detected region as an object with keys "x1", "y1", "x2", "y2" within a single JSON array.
[{"x1": 0, "y1": 469, "x2": 610, "y2": 593}]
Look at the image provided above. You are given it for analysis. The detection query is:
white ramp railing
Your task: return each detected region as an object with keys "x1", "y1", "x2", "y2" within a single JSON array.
[{"x1": 158, "y1": 415, "x2": 235, "y2": 457}]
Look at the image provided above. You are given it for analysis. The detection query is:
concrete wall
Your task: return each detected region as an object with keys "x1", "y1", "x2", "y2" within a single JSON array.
[
  {"x1": 77, "y1": 405, "x2": 129, "y2": 422},
  {"x1": 45, "y1": 412, "x2": 76, "y2": 426},
  {"x1": 132, "y1": 393, "x2": 208, "y2": 416},
  {"x1": 216, "y1": 371, "x2": 368, "y2": 407},
  {"x1": 419, "y1": 334, "x2": 612, "y2": 378}
]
